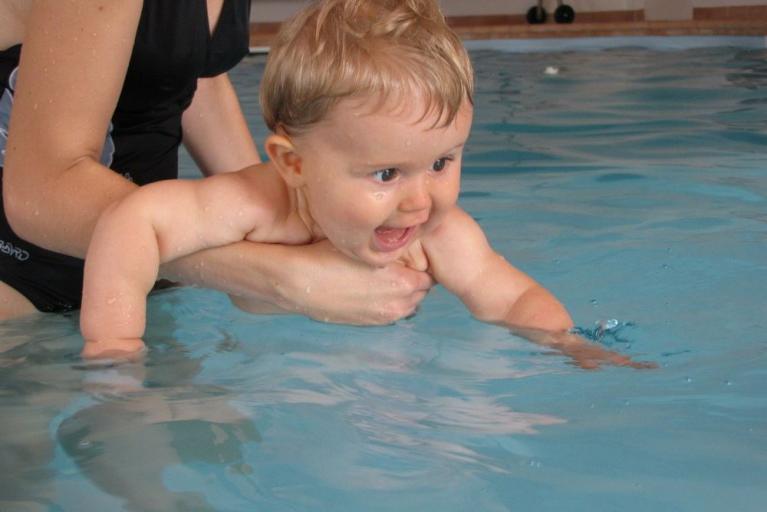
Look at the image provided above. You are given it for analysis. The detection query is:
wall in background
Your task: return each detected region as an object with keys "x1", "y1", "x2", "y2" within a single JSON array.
[
  {"x1": 250, "y1": 1, "x2": 644, "y2": 21},
  {"x1": 439, "y1": 1, "x2": 643, "y2": 16},
  {"x1": 250, "y1": 0, "x2": 767, "y2": 22},
  {"x1": 694, "y1": 0, "x2": 767, "y2": 5},
  {"x1": 251, "y1": 1, "x2": 306, "y2": 22},
  {"x1": 645, "y1": 0, "x2": 692, "y2": 20}
]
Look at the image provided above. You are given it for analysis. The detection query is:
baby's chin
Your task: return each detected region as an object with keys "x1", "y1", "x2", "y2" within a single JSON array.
[{"x1": 340, "y1": 244, "x2": 409, "y2": 269}]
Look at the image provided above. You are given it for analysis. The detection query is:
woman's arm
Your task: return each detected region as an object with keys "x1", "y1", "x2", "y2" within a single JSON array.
[
  {"x1": 3, "y1": 0, "x2": 144, "y2": 257},
  {"x1": 163, "y1": 238, "x2": 434, "y2": 325},
  {"x1": 181, "y1": 72, "x2": 262, "y2": 176},
  {"x1": 0, "y1": 0, "x2": 31, "y2": 49}
]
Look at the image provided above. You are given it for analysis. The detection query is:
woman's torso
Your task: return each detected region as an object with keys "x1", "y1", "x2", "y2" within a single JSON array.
[
  {"x1": 0, "y1": 0, "x2": 251, "y2": 312},
  {"x1": 1, "y1": 0, "x2": 251, "y2": 183}
]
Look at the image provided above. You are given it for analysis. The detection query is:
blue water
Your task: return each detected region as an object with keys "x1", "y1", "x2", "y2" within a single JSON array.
[{"x1": 2, "y1": 42, "x2": 766, "y2": 511}]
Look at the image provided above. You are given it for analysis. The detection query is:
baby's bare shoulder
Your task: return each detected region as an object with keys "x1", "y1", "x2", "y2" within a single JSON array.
[{"x1": 423, "y1": 207, "x2": 487, "y2": 249}]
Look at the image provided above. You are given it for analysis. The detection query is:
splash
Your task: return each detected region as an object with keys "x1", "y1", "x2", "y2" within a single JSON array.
[{"x1": 571, "y1": 319, "x2": 636, "y2": 347}]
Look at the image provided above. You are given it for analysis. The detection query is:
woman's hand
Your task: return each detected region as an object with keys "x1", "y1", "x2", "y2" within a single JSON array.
[{"x1": 238, "y1": 239, "x2": 435, "y2": 325}]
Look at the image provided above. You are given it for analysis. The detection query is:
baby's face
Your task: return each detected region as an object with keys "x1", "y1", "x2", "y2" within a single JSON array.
[{"x1": 292, "y1": 95, "x2": 473, "y2": 267}]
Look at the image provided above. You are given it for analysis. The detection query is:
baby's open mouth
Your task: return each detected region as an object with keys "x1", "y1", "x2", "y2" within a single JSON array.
[{"x1": 373, "y1": 225, "x2": 414, "y2": 252}]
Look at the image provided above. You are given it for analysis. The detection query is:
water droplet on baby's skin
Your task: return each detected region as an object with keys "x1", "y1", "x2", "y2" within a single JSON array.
[
  {"x1": 106, "y1": 297, "x2": 116, "y2": 305},
  {"x1": 374, "y1": 192, "x2": 384, "y2": 200},
  {"x1": 305, "y1": 286, "x2": 311, "y2": 294}
]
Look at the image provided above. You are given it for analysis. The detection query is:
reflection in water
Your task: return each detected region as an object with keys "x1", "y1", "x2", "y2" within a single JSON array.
[
  {"x1": 0, "y1": 307, "x2": 261, "y2": 512},
  {"x1": 58, "y1": 386, "x2": 259, "y2": 512},
  {"x1": 0, "y1": 302, "x2": 565, "y2": 509},
  {"x1": 0, "y1": 314, "x2": 79, "y2": 510}
]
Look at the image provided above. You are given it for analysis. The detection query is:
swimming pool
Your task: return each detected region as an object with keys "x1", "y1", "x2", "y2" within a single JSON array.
[{"x1": 1, "y1": 38, "x2": 766, "y2": 511}]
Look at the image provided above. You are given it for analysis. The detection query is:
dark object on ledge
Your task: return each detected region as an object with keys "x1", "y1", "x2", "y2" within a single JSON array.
[
  {"x1": 526, "y1": 3, "x2": 547, "y2": 24},
  {"x1": 527, "y1": 1, "x2": 576, "y2": 25},
  {"x1": 555, "y1": 3, "x2": 576, "y2": 24}
]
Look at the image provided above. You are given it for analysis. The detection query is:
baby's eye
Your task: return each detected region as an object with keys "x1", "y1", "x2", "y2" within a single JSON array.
[
  {"x1": 432, "y1": 157, "x2": 451, "y2": 172},
  {"x1": 372, "y1": 168, "x2": 399, "y2": 182}
]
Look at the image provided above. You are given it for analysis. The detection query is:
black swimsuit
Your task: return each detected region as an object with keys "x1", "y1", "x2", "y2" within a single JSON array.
[{"x1": 0, "y1": 0, "x2": 251, "y2": 312}]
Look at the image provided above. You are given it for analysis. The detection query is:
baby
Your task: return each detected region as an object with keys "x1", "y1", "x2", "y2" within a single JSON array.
[{"x1": 81, "y1": 0, "x2": 651, "y2": 369}]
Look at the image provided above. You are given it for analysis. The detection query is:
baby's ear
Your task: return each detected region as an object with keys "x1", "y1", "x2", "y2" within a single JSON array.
[{"x1": 265, "y1": 134, "x2": 304, "y2": 188}]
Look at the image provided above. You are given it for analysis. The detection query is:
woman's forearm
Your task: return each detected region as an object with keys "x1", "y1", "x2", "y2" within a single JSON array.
[
  {"x1": 161, "y1": 239, "x2": 434, "y2": 325},
  {"x1": 4, "y1": 157, "x2": 138, "y2": 258}
]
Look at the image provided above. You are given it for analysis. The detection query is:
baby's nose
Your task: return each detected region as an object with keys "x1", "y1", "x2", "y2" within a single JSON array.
[{"x1": 400, "y1": 176, "x2": 432, "y2": 213}]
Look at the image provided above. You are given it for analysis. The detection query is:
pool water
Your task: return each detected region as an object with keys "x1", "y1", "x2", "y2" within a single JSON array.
[{"x1": 1, "y1": 41, "x2": 766, "y2": 511}]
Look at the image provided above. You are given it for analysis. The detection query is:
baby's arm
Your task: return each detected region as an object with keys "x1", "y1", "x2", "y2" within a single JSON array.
[
  {"x1": 80, "y1": 171, "x2": 280, "y2": 359},
  {"x1": 425, "y1": 208, "x2": 572, "y2": 330},
  {"x1": 425, "y1": 208, "x2": 653, "y2": 369}
]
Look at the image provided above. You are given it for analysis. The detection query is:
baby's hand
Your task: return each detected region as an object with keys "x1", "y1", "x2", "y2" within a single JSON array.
[
  {"x1": 81, "y1": 338, "x2": 147, "y2": 361},
  {"x1": 555, "y1": 336, "x2": 657, "y2": 370},
  {"x1": 515, "y1": 328, "x2": 656, "y2": 370}
]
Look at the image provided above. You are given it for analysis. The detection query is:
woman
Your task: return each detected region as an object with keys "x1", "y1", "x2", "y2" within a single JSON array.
[{"x1": 0, "y1": 0, "x2": 431, "y2": 323}]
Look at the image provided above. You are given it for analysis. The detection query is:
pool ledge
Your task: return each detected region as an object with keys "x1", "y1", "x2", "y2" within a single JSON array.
[
  {"x1": 463, "y1": 35, "x2": 767, "y2": 53},
  {"x1": 250, "y1": 16, "x2": 767, "y2": 51},
  {"x1": 451, "y1": 19, "x2": 767, "y2": 41}
]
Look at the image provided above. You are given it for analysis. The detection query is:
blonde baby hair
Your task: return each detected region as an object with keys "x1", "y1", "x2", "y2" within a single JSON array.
[{"x1": 260, "y1": 0, "x2": 474, "y2": 134}]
